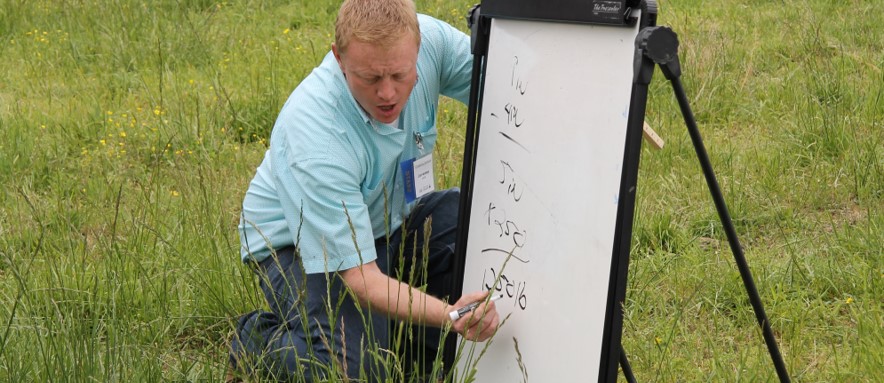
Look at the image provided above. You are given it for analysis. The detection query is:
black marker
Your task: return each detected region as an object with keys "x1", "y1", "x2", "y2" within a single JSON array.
[{"x1": 449, "y1": 294, "x2": 504, "y2": 321}]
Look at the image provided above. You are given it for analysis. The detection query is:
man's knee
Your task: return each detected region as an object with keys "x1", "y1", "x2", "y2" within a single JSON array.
[
  {"x1": 436, "y1": 187, "x2": 460, "y2": 209},
  {"x1": 422, "y1": 187, "x2": 461, "y2": 230}
]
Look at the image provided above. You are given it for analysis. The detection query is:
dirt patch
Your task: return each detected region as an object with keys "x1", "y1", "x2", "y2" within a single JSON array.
[{"x1": 823, "y1": 202, "x2": 867, "y2": 233}]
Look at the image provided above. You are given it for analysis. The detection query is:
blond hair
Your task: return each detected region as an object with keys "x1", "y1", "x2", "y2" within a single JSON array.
[{"x1": 334, "y1": 0, "x2": 420, "y2": 53}]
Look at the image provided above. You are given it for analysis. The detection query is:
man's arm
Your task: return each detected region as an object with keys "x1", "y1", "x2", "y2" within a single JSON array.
[
  {"x1": 340, "y1": 261, "x2": 500, "y2": 342},
  {"x1": 426, "y1": 15, "x2": 473, "y2": 104}
]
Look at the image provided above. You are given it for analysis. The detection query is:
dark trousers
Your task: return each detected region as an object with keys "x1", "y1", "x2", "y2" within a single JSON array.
[{"x1": 230, "y1": 188, "x2": 459, "y2": 382}]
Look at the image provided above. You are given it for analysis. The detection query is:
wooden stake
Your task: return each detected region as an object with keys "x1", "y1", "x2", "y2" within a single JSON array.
[{"x1": 642, "y1": 121, "x2": 665, "y2": 149}]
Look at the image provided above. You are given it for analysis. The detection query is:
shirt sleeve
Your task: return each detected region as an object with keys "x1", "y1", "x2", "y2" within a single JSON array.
[{"x1": 422, "y1": 16, "x2": 474, "y2": 104}]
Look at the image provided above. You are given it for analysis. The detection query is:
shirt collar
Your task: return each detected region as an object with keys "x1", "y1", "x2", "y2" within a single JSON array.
[{"x1": 347, "y1": 90, "x2": 373, "y2": 125}]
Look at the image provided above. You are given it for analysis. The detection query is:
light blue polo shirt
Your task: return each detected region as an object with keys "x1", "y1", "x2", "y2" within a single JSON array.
[{"x1": 239, "y1": 14, "x2": 472, "y2": 274}]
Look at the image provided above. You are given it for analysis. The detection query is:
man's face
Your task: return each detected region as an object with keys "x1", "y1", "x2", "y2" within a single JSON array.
[{"x1": 333, "y1": 34, "x2": 419, "y2": 124}]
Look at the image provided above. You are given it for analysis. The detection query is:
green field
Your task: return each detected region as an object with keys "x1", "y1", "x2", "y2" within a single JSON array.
[{"x1": 0, "y1": 0, "x2": 881, "y2": 381}]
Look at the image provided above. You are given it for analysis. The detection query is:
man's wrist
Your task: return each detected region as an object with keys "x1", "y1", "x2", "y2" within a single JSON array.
[{"x1": 440, "y1": 302, "x2": 453, "y2": 327}]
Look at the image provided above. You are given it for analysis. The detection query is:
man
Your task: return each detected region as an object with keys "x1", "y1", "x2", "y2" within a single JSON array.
[{"x1": 229, "y1": 0, "x2": 500, "y2": 381}]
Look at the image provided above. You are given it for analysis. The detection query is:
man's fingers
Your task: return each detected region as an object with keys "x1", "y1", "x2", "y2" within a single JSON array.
[
  {"x1": 452, "y1": 293, "x2": 501, "y2": 341},
  {"x1": 462, "y1": 307, "x2": 499, "y2": 341}
]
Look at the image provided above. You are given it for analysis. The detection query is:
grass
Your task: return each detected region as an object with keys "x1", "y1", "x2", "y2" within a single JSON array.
[{"x1": 0, "y1": 0, "x2": 881, "y2": 381}]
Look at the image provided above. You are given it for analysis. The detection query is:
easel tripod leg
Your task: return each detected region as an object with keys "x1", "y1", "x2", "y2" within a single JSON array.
[
  {"x1": 620, "y1": 349, "x2": 637, "y2": 383},
  {"x1": 636, "y1": 26, "x2": 792, "y2": 383},
  {"x1": 668, "y1": 75, "x2": 791, "y2": 383}
]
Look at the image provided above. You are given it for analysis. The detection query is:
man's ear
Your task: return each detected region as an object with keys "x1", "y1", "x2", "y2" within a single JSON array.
[{"x1": 331, "y1": 43, "x2": 345, "y2": 72}]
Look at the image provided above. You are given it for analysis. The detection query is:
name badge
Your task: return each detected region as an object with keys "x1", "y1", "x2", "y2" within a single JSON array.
[{"x1": 400, "y1": 153, "x2": 435, "y2": 203}]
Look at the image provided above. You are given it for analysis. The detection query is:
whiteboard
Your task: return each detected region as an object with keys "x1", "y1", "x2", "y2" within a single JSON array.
[{"x1": 456, "y1": 16, "x2": 641, "y2": 382}]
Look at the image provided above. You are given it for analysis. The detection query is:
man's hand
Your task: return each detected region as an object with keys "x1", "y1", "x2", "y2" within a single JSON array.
[{"x1": 450, "y1": 290, "x2": 500, "y2": 342}]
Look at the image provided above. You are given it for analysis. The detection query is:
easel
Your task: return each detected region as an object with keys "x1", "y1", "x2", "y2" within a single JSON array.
[
  {"x1": 446, "y1": 1, "x2": 791, "y2": 382},
  {"x1": 619, "y1": 23, "x2": 793, "y2": 382},
  {"x1": 621, "y1": 19, "x2": 790, "y2": 382}
]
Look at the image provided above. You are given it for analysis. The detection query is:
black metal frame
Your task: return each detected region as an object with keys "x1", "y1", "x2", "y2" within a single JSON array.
[
  {"x1": 445, "y1": 1, "x2": 654, "y2": 382},
  {"x1": 481, "y1": 0, "x2": 642, "y2": 26},
  {"x1": 446, "y1": 1, "x2": 791, "y2": 383}
]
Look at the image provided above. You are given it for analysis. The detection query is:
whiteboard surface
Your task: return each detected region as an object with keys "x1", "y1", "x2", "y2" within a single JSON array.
[{"x1": 457, "y1": 16, "x2": 640, "y2": 382}]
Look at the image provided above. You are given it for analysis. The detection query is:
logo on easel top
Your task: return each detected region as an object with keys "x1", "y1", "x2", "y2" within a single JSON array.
[{"x1": 592, "y1": 0, "x2": 624, "y2": 21}]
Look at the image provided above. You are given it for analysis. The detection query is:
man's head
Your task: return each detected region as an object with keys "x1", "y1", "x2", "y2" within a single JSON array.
[{"x1": 332, "y1": 0, "x2": 421, "y2": 123}]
